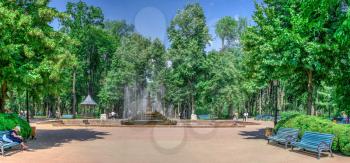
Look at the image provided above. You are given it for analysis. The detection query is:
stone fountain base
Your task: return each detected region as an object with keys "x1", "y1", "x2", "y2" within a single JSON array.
[
  {"x1": 47, "y1": 119, "x2": 259, "y2": 128},
  {"x1": 121, "y1": 111, "x2": 177, "y2": 125}
]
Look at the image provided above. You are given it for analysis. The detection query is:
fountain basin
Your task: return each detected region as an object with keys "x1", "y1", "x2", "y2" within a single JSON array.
[
  {"x1": 121, "y1": 111, "x2": 177, "y2": 125},
  {"x1": 121, "y1": 119, "x2": 177, "y2": 125}
]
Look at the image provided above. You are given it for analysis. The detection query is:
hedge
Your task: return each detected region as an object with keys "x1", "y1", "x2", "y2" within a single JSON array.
[
  {"x1": 0, "y1": 113, "x2": 31, "y2": 139},
  {"x1": 276, "y1": 113, "x2": 350, "y2": 156}
]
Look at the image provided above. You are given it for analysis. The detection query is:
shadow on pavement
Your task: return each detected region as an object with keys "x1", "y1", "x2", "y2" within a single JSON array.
[
  {"x1": 27, "y1": 129, "x2": 110, "y2": 150},
  {"x1": 239, "y1": 128, "x2": 266, "y2": 139},
  {"x1": 2, "y1": 147, "x2": 22, "y2": 157},
  {"x1": 289, "y1": 149, "x2": 330, "y2": 159}
]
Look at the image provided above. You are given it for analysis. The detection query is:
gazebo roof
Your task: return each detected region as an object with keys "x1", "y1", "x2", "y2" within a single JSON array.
[{"x1": 80, "y1": 94, "x2": 97, "y2": 106}]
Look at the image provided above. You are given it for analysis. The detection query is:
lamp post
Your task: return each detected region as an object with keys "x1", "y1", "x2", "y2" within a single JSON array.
[{"x1": 273, "y1": 80, "x2": 279, "y2": 126}]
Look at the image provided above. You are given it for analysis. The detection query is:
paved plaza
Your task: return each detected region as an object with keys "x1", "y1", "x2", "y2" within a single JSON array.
[{"x1": 0, "y1": 121, "x2": 348, "y2": 163}]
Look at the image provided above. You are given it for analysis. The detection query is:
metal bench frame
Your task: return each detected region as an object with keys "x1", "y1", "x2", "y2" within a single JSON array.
[
  {"x1": 267, "y1": 128, "x2": 299, "y2": 149},
  {"x1": 291, "y1": 131, "x2": 334, "y2": 159},
  {"x1": 0, "y1": 131, "x2": 20, "y2": 156}
]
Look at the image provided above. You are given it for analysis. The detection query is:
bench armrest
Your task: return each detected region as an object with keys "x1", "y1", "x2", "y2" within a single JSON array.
[{"x1": 318, "y1": 141, "x2": 331, "y2": 151}]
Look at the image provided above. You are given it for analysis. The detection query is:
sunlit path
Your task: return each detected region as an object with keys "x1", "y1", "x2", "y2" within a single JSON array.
[
  {"x1": 0, "y1": 121, "x2": 348, "y2": 163},
  {"x1": 0, "y1": 0, "x2": 349, "y2": 162}
]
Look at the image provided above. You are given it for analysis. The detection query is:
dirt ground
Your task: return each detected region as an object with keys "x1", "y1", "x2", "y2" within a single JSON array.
[{"x1": 0, "y1": 120, "x2": 349, "y2": 163}]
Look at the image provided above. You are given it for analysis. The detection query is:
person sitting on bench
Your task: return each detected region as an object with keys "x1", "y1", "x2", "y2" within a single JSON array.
[{"x1": 8, "y1": 126, "x2": 28, "y2": 150}]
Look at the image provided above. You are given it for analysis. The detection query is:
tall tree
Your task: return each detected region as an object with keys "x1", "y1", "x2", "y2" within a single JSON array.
[
  {"x1": 216, "y1": 16, "x2": 247, "y2": 50},
  {"x1": 197, "y1": 50, "x2": 244, "y2": 118},
  {"x1": 61, "y1": 1, "x2": 116, "y2": 116},
  {"x1": 215, "y1": 16, "x2": 237, "y2": 50},
  {"x1": 242, "y1": 0, "x2": 349, "y2": 115},
  {"x1": 167, "y1": 3, "x2": 210, "y2": 118},
  {"x1": 99, "y1": 33, "x2": 166, "y2": 116},
  {"x1": 104, "y1": 20, "x2": 135, "y2": 38},
  {"x1": 333, "y1": 1, "x2": 350, "y2": 115},
  {"x1": 0, "y1": 0, "x2": 73, "y2": 113}
]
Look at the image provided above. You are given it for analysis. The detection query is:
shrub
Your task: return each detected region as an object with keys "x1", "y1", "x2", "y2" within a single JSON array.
[
  {"x1": 280, "y1": 111, "x2": 301, "y2": 120},
  {"x1": 0, "y1": 113, "x2": 31, "y2": 139},
  {"x1": 276, "y1": 114, "x2": 350, "y2": 156}
]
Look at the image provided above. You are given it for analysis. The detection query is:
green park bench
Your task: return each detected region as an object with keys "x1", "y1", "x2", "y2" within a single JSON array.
[
  {"x1": 0, "y1": 131, "x2": 20, "y2": 156},
  {"x1": 267, "y1": 128, "x2": 299, "y2": 148},
  {"x1": 291, "y1": 131, "x2": 334, "y2": 159}
]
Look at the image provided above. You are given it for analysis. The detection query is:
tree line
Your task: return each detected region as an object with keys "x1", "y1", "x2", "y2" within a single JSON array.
[{"x1": 0, "y1": 0, "x2": 349, "y2": 119}]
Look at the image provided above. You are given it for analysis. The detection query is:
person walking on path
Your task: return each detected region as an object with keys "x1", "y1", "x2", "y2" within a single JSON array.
[
  {"x1": 111, "y1": 111, "x2": 116, "y2": 119},
  {"x1": 243, "y1": 112, "x2": 249, "y2": 121}
]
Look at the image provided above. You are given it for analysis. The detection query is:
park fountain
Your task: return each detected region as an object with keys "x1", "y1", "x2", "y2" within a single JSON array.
[{"x1": 121, "y1": 82, "x2": 176, "y2": 125}]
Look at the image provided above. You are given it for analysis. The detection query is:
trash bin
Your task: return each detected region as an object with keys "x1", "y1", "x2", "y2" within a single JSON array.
[
  {"x1": 30, "y1": 126, "x2": 36, "y2": 139},
  {"x1": 265, "y1": 127, "x2": 273, "y2": 137}
]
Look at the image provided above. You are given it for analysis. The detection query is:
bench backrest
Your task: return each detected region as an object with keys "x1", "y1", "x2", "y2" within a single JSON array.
[
  {"x1": 276, "y1": 128, "x2": 299, "y2": 139},
  {"x1": 0, "y1": 131, "x2": 9, "y2": 136},
  {"x1": 300, "y1": 131, "x2": 334, "y2": 146},
  {"x1": 0, "y1": 131, "x2": 10, "y2": 142}
]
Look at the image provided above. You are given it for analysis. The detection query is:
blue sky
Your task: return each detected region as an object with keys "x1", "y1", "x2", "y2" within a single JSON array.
[{"x1": 49, "y1": 0, "x2": 260, "y2": 51}]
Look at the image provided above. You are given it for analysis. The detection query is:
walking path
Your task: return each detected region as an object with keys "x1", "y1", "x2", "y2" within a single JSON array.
[{"x1": 0, "y1": 120, "x2": 349, "y2": 163}]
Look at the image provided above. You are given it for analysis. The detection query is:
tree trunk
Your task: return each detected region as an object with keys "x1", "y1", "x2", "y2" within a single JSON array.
[
  {"x1": 259, "y1": 89, "x2": 262, "y2": 115},
  {"x1": 189, "y1": 80, "x2": 195, "y2": 116},
  {"x1": 307, "y1": 70, "x2": 314, "y2": 115},
  {"x1": 72, "y1": 68, "x2": 77, "y2": 117},
  {"x1": 57, "y1": 96, "x2": 61, "y2": 119},
  {"x1": 221, "y1": 37, "x2": 225, "y2": 51},
  {"x1": 273, "y1": 81, "x2": 278, "y2": 126},
  {"x1": 269, "y1": 83, "x2": 273, "y2": 115},
  {"x1": 177, "y1": 102, "x2": 180, "y2": 119},
  {"x1": 45, "y1": 97, "x2": 49, "y2": 117},
  {"x1": 315, "y1": 89, "x2": 319, "y2": 116},
  {"x1": 280, "y1": 87, "x2": 285, "y2": 111},
  {"x1": 191, "y1": 93, "x2": 195, "y2": 114},
  {"x1": 26, "y1": 90, "x2": 29, "y2": 122},
  {"x1": 0, "y1": 81, "x2": 7, "y2": 113},
  {"x1": 31, "y1": 95, "x2": 35, "y2": 118}
]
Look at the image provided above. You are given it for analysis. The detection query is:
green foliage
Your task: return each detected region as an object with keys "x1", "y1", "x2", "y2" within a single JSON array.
[
  {"x1": 0, "y1": 0, "x2": 75, "y2": 112},
  {"x1": 99, "y1": 33, "x2": 166, "y2": 113},
  {"x1": 279, "y1": 111, "x2": 301, "y2": 121},
  {"x1": 197, "y1": 49, "x2": 245, "y2": 118},
  {"x1": 1, "y1": 0, "x2": 349, "y2": 121},
  {"x1": 104, "y1": 20, "x2": 134, "y2": 37},
  {"x1": 276, "y1": 111, "x2": 302, "y2": 128},
  {"x1": 216, "y1": 16, "x2": 247, "y2": 49},
  {"x1": 276, "y1": 114, "x2": 350, "y2": 156},
  {"x1": 166, "y1": 3, "x2": 210, "y2": 115},
  {"x1": 61, "y1": 1, "x2": 118, "y2": 114},
  {"x1": 165, "y1": 4, "x2": 248, "y2": 118},
  {"x1": 242, "y1": 0, "x2": 350, "y2": 115},
  {"x1": 0, "y1": 114, "x2": 31, "y2": 139}
]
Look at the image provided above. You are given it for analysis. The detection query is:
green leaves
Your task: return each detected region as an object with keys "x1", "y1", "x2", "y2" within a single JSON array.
[
  {"x1": 23, "y1": 45, "x2": 34, "y2": 58},
  {"x1": 0, "y1": 1, "x2": 77, "y2": 112},
  {"x1": 215, "y1": 16, "x2": 247, "y2": 49},
  {"x1": 166, "y1": 3, "x2": 211, "y2": 113},
  {"x1": 242, "y1": 0, "x2": 350, "y2": 115}
]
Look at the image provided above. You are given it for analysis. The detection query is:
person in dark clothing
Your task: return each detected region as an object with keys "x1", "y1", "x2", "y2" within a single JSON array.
[{"x1": 8, "y1": 126, "x2": 28, "y2": 150}]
